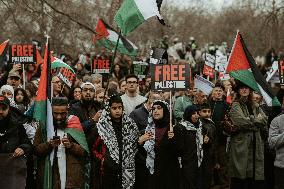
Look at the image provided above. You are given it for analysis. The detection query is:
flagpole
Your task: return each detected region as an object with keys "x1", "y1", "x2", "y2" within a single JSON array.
[
  {"x1": 169, "y1": 91, "x2": 173, "y2": 132},
  {"x1": 102, "y1": 30, "x2": 121, "y2": 105},
  {"x1": 22, "y1": 64, "x2": 26, "y2": 90}
]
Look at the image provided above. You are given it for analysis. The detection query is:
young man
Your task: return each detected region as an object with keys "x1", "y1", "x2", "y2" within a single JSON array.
[
  {"x1": 34, "y1": 97, "x2": 90, "y2": 189},
  {"x1": 199, "y1": 103, "x2": 217, "y2": 189},
  {"x1": 121, "y1": 74, "x2": 147, "y2": 115},
  {"x1": 89, "y1": 95, "x2": 140, "y2": 189}
]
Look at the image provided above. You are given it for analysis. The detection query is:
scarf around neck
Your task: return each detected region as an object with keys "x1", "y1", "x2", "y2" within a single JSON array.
[
  {"x1": 180, "y1": 120, "x2": 203, "y2": 167},
  {"x1": 144, "y1": 100, "x2": 170, "y2": 174},
  {"x1": 96, "y1": 100, "x2": 139, "y2": 189}
]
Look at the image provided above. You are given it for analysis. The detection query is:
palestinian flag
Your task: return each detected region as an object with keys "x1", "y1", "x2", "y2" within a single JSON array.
[
  {"x1": 114, "y1": 0, "x2": 163, "y2": 35},
  {"x1": 226, "y1": 32, "x2": 280, "y2": 106},
  {"x1": 33, "y1": 42, "x2": 54, "y2": 188},
  {"x1": 93, "y1": 19, "x2": 138, "y2": 56},
  {"x1": 0, "y1": 40, "x2": 9, "y2": 65}
]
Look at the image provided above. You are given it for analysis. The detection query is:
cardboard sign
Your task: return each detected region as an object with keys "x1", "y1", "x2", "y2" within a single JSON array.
[
  {"x1": 9, "y1": 44, "x2": 36, "y2": 64},
  {"x1": 92, "y1": 59, "x2": 110, "y2": 73},
  {"x1": 215, "y1": 50, "x2": 228, "y2": 72},
  {"x1": 0, "y1": 154, "x2": 27, "y2": 189},
  {"x1": 149, "y1": 47, "x2": 168, "y2": 64},
  {"x1": 279, "y1": 59, "x2": 284, "y2": 85},
  {"x1": 203, "y1": 65, "x2": 214, "y2": 78},
  {"x1": 204, "y1": 53, "x2": 215, "y2": 68},
  {"x1": 57, "y1": 67, "x2": 76, "y2": 88},
  {"x1": 194, "y1": 75, "x2": 214, "y2": 95},
  {"x1": 151, "y1": 64, "x2": 190, "y2": 91},
  {"x1": 133, "y1": 61, "x2": 148, "y2": 80}
]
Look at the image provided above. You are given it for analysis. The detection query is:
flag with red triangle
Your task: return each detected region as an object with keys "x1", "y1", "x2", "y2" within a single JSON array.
[
  {"x1": 0, "y1": 40, "x2": 9, "y2": 65},
  {"x1": 226, "y1": 31, "x2": 280, "y2": 106},
  {"x1": 93, "y1": 19, "x2": 138, "y2": 56},
  {"x1": 33, "y1": 41, "x2": 54, "y2": 188}
]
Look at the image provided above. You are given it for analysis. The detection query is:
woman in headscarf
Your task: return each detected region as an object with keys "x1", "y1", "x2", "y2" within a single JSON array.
[
  {"x1": 0, "y1": 85, "x2": 19, "y2": 109},
  {"x1": 174, "y1": 105, "x2": 202, "y2": 189},
  {"x1": 88, "y1": 95, "x2": 140, "y2": 189},
  {"x1": 135, "y1": 100, "x2": 181, "y2": 189},
  {"x1": 228, "y1": 82, "x2": 267, "y2": 189}
]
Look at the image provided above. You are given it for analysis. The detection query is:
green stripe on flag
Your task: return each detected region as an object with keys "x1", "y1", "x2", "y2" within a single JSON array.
[
  {"x1": 114, "y1": 0, "x2": 145, "y2": 35},
  {"x1": 229, "y1": 70, "x2": 259, "y2": 92},
  {"x1": 65, "y1": 128, "x2": 90, "y2": 153},
  {"x1": 97, "y1": 39, "x2": 137, "y2": 57}
]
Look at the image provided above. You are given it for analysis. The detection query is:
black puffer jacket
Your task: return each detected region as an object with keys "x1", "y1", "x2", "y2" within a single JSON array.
[{"x1": 0, "y1": 108, "x2": 32, "y2": 155}]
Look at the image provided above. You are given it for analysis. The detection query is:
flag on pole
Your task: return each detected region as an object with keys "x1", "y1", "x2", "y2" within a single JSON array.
[
  {"x1": 0, "y1": 40, "x2": 9, "y2": 65},
  {"x1": 114, "y1": 0, "x2": 163, "y2": 35},
  {"x1": 33, "y1": 41, "x2": 54, "y2": 188},
  {"x1": 93, "y1": 19, "x2": 138, "y2": 56},
  {"x1": 226, "y1": 31, "x2": 280, "y2": 106}
]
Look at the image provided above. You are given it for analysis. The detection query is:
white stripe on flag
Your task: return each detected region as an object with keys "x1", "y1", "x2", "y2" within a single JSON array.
[
  {"x1": 257, "y1": 83, "x2": 273, "y2": 106},
  {"x1": 134, "y1": 0, "x2": 162, "y2": 20}
]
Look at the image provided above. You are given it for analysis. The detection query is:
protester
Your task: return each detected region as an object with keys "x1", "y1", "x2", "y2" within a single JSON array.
[
  {"x1": 88, "y1": 95, "x2": 140, "y2": 189},
  {"x1": 70, "y1": 82, "x2": 102, "y2": 134},
  {"x1": 52, "y1": 76, "x2": 63, "y2": 97},
  {"x1": 7, "y1": 70, "x2": 21, "y2": 89},
  {"x1": 121, "y1": 74, "x2": 147, "y2": 115},
  {"x1": 14, "y1": 88, "x2": 30, "y2": 113},
  {"x1": 208, "y1": 83, "x2": 230, "y2": 188},
  {"x1": 269, "y1": 113, "x2": 284, "y2": 189},
  {"x1": 34, "y1": 97, "x2": 89, "y2": 189},
  {"x1": 229, "y1": 82, "x2": 267, "y2": 189},
  {"x1": 136, "y1": 100, "x2": 180, "y2": 189},
  {"x1": 174, "y1": 89, "x2": 193, "y2": 122}
]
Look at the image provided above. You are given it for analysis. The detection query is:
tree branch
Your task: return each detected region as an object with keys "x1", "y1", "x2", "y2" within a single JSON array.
[{"x1": 42, "y1": 0, "x2": 96, "y2": 34}]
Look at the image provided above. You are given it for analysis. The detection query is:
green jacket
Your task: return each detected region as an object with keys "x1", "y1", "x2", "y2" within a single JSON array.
[
  {"x1": 228, "y1": 100, "x2": 267, "y2": 180},
  {"x1": 174, "y1": 96, "x2": 193, "y2": 121}
]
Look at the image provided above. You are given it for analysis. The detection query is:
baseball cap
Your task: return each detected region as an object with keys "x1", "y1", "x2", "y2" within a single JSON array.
[
  {"x1": 0, "y1": 95, "x2": 10, "y2": 107},
  {"x1": 8, "y1": 71, "x2": 21, "y2": 79}
]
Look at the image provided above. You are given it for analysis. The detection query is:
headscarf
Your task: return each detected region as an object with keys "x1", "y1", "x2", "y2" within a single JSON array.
[
  {"x1": 181, "y1": 105, "x2": 203, "y2": 167},
  {"x1": 144, "y1": 100, "x2": 169, "y2": 174},
  {"x1": 96, "y1": 95, "x2": 139, "y2": 189},
  {"x1": 0, "y1": 85, "x2": 18, "y2": 109}
]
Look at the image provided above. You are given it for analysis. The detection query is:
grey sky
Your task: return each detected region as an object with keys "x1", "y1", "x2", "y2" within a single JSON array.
[{"x1": 164, "y1": 0, "x2": 234, "y2": 11}]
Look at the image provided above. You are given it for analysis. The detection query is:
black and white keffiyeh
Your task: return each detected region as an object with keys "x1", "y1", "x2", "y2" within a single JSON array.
[
  {"x1": 144, "y1": 100, "x2": 169, "y2": 174},
  {"x1": 180, "y1": 120, "x2": 203, "y2": 167},
  {"x1": 96, "y1": 99, "x2": 139, "y2": 189}
]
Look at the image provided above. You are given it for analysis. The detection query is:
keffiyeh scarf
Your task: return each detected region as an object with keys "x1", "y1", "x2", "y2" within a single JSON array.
[
  {"x1": 96, "y1": 100, "x2": 139, "y2": 189},
  {"x1": 180, "y1": 120, "x2": 203, "y2": 167},
  {"x1": 144, "y1": 100, "x2": 169, "y2": 174}
]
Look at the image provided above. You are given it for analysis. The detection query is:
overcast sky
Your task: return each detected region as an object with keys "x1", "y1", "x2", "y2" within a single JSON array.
[{"x1": 164, "y1": 0, "x2": 234, "y2": 11}]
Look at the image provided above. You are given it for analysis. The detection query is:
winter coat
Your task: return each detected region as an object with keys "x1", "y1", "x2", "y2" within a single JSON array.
[
  {"x1": 34, "y1": 128, "x2": 86, "y2": 189},
  {"x1": 174, "y1": 96, "x2": 193, "y2": 122},
  {"x1": 228, "y1": 100, "x2": 267, "y2": 180},
  {"x1": 174, "y1": 122, "x2": 198, "y2": 189},
  {"x1": 0, "y1": 109, "x2": 32, "y2": 155}
]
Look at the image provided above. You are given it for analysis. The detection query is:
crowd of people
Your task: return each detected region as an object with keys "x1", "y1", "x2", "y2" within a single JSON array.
[{"x1": 0, "y1": 37, "x2": 284, "y2": 189}]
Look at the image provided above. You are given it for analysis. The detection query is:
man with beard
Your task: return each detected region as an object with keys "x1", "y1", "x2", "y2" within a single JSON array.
[
  {"x1": 70, "y1": 82, "x2": 102, "y2": 134},
  {"x1": 34, "y1": 97, "x2": 90, "y2": 189},
  {"x1": 88, "y1": 95, "x2": 141, "y2": 189},
  {"x1": 121, "y1": 75, "x2": 147, "y2": 115}
]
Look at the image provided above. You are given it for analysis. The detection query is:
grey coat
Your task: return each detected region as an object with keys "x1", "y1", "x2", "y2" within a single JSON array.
[
  {"x1": 269, "y1": 114, "x2": 284, "y2": 168},
  {"x1": 229, "y1": 100, "x2": 267, "y2": 180}
]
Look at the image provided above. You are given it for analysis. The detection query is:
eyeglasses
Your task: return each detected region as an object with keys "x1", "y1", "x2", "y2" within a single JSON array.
[{"x1": 126, "y1": 81, "x2": 138, "y2": 84}]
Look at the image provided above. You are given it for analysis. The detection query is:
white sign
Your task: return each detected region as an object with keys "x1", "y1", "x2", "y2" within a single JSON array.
[
  {"x1": 215, "y1": 50, "x2": 228, "y2": 72},
  {"x1": 204, "y1": 53, "x2": 215, "y2": 68},
  {"x1": 266, "y1": 61, "x2": 279, "y2": 82},
  {"x1": 194, "y1": 75, "x2": 215, "y2": 95}
]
